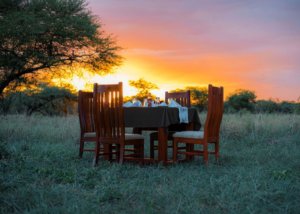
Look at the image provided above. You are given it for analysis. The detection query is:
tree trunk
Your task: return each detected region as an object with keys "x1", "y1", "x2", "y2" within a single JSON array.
[
  {"x1": 0, "y1": 66, "x2": 47, "y2": 97},
  {"x1": 0, "y1": 79, "x2": 11, "y2": 97}
]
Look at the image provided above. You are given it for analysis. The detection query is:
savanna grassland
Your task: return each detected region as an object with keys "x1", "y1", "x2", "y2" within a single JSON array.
[{"x1": 0, "y1": 114, "x2": 299, "y2": 213}]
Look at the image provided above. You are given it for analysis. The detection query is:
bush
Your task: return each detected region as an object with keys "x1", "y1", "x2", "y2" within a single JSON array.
[
  {"x1": 278, "y1": 101, "x2": 294, "y2": 113},
  {"x1": 227, "y1": 89, "x2": 256, "y2": 112},
  {"x1": 255, "y1": 100, "x2": 279, "y2": 113},
  {"x1": 294, "y1": 103, "x2": 300, "y2": 114},
  {"x1": 0, "y1": 85, "x2": 77, "y2": 115}
]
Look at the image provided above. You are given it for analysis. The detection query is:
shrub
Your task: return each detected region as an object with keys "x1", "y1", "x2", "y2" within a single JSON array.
[
  {"x1": 0, "y1": 85, "x2": 77, "y2": 115},
  {"x1": 278, "y1": 101, "x2": 294, "y2": 113},
  {"x1": 227, "y1": 89, "x2": 256, "y2": 112},
  {"x1": 294, "y1": 103, "x2": 300, "y2": 114},
  {"x1": 255, "y1": 100, "x2": 279, "y2": 113}
]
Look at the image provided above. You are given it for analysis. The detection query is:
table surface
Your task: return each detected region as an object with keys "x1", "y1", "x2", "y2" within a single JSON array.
[{"x1": 124, "y1": 106, "x2": 201, "y2": 130}]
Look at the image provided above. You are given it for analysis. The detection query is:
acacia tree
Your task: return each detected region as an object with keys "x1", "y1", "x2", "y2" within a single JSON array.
[
  {"x1": 0, "y1": 0, "x2": 121, "y2": 97},
  {"x1": 129, "y1": 78, "x2": 158, "y2": 101}
]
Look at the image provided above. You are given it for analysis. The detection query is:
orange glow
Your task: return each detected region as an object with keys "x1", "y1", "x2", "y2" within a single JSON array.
[
  {"x1": 51, "y1": 38, "x2": 299, "y2": 101},
  {"x1": 50, "y1": 63, "x2": 142, "y2": 97},
  {"x1": 71, "y1": 76, "x2": 86, "y2": 91},
  {"x1": 86, "y1": 1, "x2": 300, "y2": 101},
  {"x1": 52, "y1": 58, "x2": 221, "y2": 99}
]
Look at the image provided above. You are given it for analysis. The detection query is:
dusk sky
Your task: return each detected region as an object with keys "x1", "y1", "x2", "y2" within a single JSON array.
[{"x1": 87, "y1": 0, "x2": 300, "y2": 101}]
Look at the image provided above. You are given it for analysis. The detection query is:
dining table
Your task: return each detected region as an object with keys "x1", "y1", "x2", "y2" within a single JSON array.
[{"x1": 124, "y1": 106, "x2": 201, "y2": 164}]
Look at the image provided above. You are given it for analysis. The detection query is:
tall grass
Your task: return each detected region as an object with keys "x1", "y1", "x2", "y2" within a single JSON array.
[{"x1": 0, "y1": 114, "x2": 299, "y2": 213}]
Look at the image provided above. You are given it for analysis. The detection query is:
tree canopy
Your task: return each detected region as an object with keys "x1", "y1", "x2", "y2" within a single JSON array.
[
  {"x1": 170, "y1": 86, "x2": 208, "y2": 110},
  {"x1": 129, "y1": 78, "x2": 158, "y2": 101},
  {"x1": 227, "y1": 89, "x2": 256, "y2": 112},
  {"x1": 0, "y1": 0, "x2": 121, "y2": 96}
]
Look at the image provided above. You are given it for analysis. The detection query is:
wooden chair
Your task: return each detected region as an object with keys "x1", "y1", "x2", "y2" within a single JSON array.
[
  {"x1": 93, "y1": 82, "x2": 144, "y2": 166},
  {"x1": 149, "y1": 90, "x2": 191, "y2": 159},
  {"x1": 165, "y1": 90, "x2": 191, "y2": 107},
  {"x1": 173, "y1": 85, "x2": 224, "y2": 164},
  {"x1": 78, "y1": 90, "x2": 97, "y2": 158}
]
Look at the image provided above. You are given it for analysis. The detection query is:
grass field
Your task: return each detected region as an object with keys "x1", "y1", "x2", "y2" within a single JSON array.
[{"x1": 0, "y1": 113, "x2": 299, "y2": 213}]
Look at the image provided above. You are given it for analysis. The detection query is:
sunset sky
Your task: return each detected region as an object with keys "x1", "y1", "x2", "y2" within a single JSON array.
[{"x1": 87, "y1": 0, "x2": 300, "y2": 101}]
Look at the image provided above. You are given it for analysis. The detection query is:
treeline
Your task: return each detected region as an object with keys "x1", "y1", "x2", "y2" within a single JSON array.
[
  {"x1": 170, "y1": 87, "x2": 300, "y2": 114},
  {"x1": 0, "y1": 86, "x2": 299, "y2": 115},
  {"x1": 226, "y1": 99, "x2": 300, "y2": 114},
  {"x1": 0, "y1": 85, "x2": 77, "y2": 116},
  {"x1": 224, "y1": 89, "x2": 300, "y2": 114}
]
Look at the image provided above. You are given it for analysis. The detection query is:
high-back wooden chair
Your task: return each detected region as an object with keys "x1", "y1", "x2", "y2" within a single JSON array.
[
  {"x1": 165, "y1": 90, "x2": 191, "y2": 107},
  {"x1": 149, "y1": 90, "x2": 191, "y2": 159},
  {"x1": 172, "y1": 85, "x2": 224, "y2": 164},
  {"x1": 78, "y1": 90, "x2": 97, "y2": 158},
  {"x1": 93, "y1": 82, "x2": 144, "y2": 166}
]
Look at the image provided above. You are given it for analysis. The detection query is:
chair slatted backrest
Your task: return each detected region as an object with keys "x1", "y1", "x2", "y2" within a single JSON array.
[
  {"x1": 78, "y1": 91, "x2": 94, "y2": 133},
  {"x1": 93, "y1": 82, "x2": 125, "y2": 142},
  {"x1": 165, "y1": 90, "x2": 191, "y2": 107},
  {"x1": 204, "y1": 85, "x2": 224, "y2": 141}
]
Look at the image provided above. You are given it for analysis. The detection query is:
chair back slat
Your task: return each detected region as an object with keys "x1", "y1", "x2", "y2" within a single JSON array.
[
  {"x1": 78, "y1": 91, "x2": 94, "y2": 133},
  {"x1": 165, "y1": 90, "x2": 191, "y2": 107},
  {"x1": 204, "y1": 85, "x2": 224, "y2": 141},
  {"x1": 93, "y1": 82, "x2": 124, "y2": 142}
]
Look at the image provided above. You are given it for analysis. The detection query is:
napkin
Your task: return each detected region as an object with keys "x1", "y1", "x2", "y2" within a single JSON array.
[
  {"x1": 168, "y1": 99, "x2": 182, "y2": 108},
  {"x1": 168, "y1": 100, "x2": 188, "y2": 123},
  {"x1": 178, "y1": 107, "x2": 189, "y2": 123},
  {"x1": 159, "y1": 102, "x2": 167, "y2": 106},
  {"x1": 123, "y1": 101, "x2": 133, "y2": 107}
]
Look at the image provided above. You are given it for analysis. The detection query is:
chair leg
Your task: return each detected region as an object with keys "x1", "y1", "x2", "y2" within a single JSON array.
[
  {"x1": 150, "y1": 135, "x2": 155, "y2": 159},
  {"x1": 108, "y1": 144, "x2": 113, "y2": 161},
  {"x1": 119, "y1": 144, "x2": 124, "y2": 164},
  {"x1": 133, "y1": 144, "x2": 143, "y2": 158},
  {"x1": 203, "y1": 142, "x2": 208, "y2": 165},
  {"x1": 93, "y1": 140, "x2": 100, "y2": 166},
  {"x1": 185, "y1": 144, "x2": 192, "y2": 161},
  {"x1": 173, "y1": 139, "x2": 178, "y2": 162},
  {"x1": 137, "y1": 144, "x2": 144, "y2": 159},
  {"x1": 138, "y1": 143, "x2": 144, "y2": 164},
  {"x1": 79, "y1": 138, "x2": 84, "y2": 158},
  {"x1": 215, "y1": 141, "x2": 219, "y2": 161},
  {"x1": 140, "y1": 144, "x2": 144, "y2": 159}
]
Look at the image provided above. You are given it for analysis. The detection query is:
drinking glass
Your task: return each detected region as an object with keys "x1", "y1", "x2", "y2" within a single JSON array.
[{"x1": 143, "y1": 98, "x2": 148, "y2": 107}]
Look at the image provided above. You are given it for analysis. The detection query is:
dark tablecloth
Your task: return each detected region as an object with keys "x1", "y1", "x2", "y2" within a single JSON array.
[{"x1": 124, "y1": 107, "x2": 201, "y2": 130}]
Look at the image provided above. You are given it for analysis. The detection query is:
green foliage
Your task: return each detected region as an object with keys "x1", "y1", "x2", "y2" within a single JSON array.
[
  {"x1": 0, "y1": 0, "x2": 121, "y2": 95},
  {"x1": 294, "y1": 103, "x2": 300, "y2": 114},
  {"x1": 227, "y1": 89, "x2": 256, "y2": 112},
  {"x1": 223, "y1": 101, "x2": 237, "y2": 113},
  {"x1": 129, "y1": 78, "x2": 158, "y2": 101},
  {"x1": 171, "y1": 86, "x2": 208, "y2": 111},
  {"x1": 0, "y1": 114, "x2": 299, "y2": 213},
  {"x1": 0, "y1": 85, "x2": 76, "y2": 115},
  {"x1": 168, "y1": 87, "x2": 299, "y2": 114},
  {"x1": 255, "y1": 100, "x2": 279, "y2": 113},
  {"x1": 278, "y1": 101, "x2": 294, "y2": 113},
  {"x1": 255, "y1": 100, "x2": 300, "y2": 114}
]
